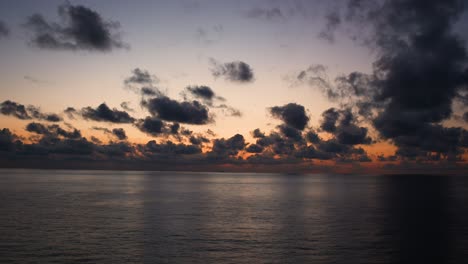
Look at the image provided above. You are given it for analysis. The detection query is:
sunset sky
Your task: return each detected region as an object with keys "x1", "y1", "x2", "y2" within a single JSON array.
[{"x1": 1, "y1": 0, "x2": 468, "y2": 174}]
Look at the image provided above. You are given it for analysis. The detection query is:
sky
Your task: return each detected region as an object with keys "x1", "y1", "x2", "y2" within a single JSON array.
[{"x1": 0, "y1": 0, "x2": 468, "y2": 174}]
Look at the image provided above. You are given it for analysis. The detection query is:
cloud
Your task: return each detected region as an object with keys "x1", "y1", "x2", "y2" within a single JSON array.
[
  {"x1": 252, "y1": 128, "x2": 265, "y2": 138},
  {"x1": 81, "y1": 103, "x2": 135, "y2": 123},
  {"x1": 210, "y1": 134, "x2": 245, "y2": 157},
  {"x1": 318, "y1": 11, "x2": 341, "y2": 42},
  {"x1": 120, "y1": 101, "x2": 134, "y2": 112},
  {"x1": 92, "y1": 126, "x2": 127, "y2": 140},
  {"x1": 0, "y1": 100, "x2": 30, "y2": 120},
  {"x1": 135, "y1": 117, "x2": 167, "y2": 136},
  {"x1": 0, "y1": 20, "x2": 10, "y2": 38},
  {"x1": 24, "y1": 4, "x2": 127, "y2": 51},
  {"x1": 26, "y1": 122, "x2": 81, "y2": 139},
  {"x1": 26, "y1": 105, "x2": 62, "y2": 122},
  {"x1": 0, "y1": 128, "x2": 18, "y2": 151},
  {"x1": 141, "y1": 140, "x2": 202, "y2": 156},
  {"x1": 311, "y1": 0, "x2": 468, "y2": 161},
  {"x1": 270, "y1": 103, "x2": 309, "y2": 130},
  {"x1": 64, "y1": 107, "x2": 77, "y2": 119},
  {"x1": 184, "y1": 85, "x2": 241, "y2": 117},
  {"x1": 246, "y1": 143, "x2": 264, "y2": 153},
  {"x1": 124, "y1": 68, "x2": 163, "y2": 97},
  {"x1": 142, "y1": 96, "x2": 212, "y2": 125},
  {"x1": 186, "y1": 85, "x2": 215, "y2": 102},
  {"x1": 124, "y1": 68, "x2": 157, "y2": 85},
  {"x1": 0, "y1": 100, "x2": 62, "y2": 122},
  {"x1": 211, "y1": 59, "x2": 255, "y2": 83},
  {"x1": 245, "y1": 7, "x2": 284, "y2": 21},
  {"x1": 112, "y1": 128, "x2": 127, "y2": 140}
]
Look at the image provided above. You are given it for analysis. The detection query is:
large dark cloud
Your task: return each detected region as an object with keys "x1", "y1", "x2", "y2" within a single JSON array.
[
  {"x1": 24, "y1": 4, "x2": 127, "y2": 51},
  {"x1": 0, "y1": 100, "x2": 62, "y2": 122},
  {"x1": 0, "y1": 20, "x2": 9, "y2": 38},
  {"x1": 81, "y1": 103, "x2": 135, "y2": 123},
  {"x1": 142, "y1": 96, "x2": 211, "y2": 125},
  {"x1": 313, "y1": 0, "x2": 468, "y2": 161},
  {"x1": 211, "y1": 59, "x2": 255, "y2": 83},
  {"x1": 270, "y1": 103, "x2": 309, "y2": 130}
]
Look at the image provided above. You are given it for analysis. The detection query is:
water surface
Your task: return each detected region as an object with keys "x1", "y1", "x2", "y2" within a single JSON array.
[{"x1": 0, "y1": 169, "x2": 467, "y2": 263}]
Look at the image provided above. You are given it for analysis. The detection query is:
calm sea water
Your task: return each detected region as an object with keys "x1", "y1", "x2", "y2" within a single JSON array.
[{"x1": 0, "y1": 169, "x2": 467, "y2": 264}]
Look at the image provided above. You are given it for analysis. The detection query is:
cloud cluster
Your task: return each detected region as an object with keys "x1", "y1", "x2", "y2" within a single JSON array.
[
  {"x1": 26, "y1": 122, "x2": 81, "y2": 139},
  {"x1": 306, "y1": 0, "x2": 468, "y2": 162},
  {"x1": 81, "y1": 103, "x2": 135, "y2": 123},
  {"x1": 142, "y1": 96, "x2": 211, "y2": 125},
  {"x1": 0, "y1": 100, "x2": 62, "y2": 122},
  {"x1": 24, "y1": 4, "x2": 127, "y2": 51},
  {"x1": 211, "y1": 59, "x2": 255, "y2": 83}
]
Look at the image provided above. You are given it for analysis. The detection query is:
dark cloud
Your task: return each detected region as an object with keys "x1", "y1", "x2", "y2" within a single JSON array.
[
  {"x1": 320, "y1": 108, "x2": 340, "y2": 132},
  {"x1": 0, "y1": 100, "x2": 62, "y2": 122},
  {"x1": 169, "y1": 123, "x2": 180, "y2": 134},
  {"x1": 311, "y1": 0, "x2": 468, "y2": 161},
  {"x1": 189, "y1": 135, "x2": 210, "y2": 145},
  {"x1": 26, "y1": 122, "x2": 81, "y2": 139},
  {"x1": 0, "y1": 128, "x2": 17, "y2": 151},
  {"x1": 252, "y1": 128, "x2": 265, "y2": 138},
  {"x1": 305, "y1": 130, "x2": 320, "y2": 144},
  {"x1": 211, "y1": 59, "x2": 255, "y2": 83},
  {"x1": 142, "y1": 96, "x2": 211, "y2": 125},
  {"x1": 124, "y1": 68, "x2": 157, "y2": 85},
  {"x1": 270, "y1": 103, "x2": 309, "y2": 130},
  {"x1": 135, "y1": 117, "x2": 166, "y2": 136},
  {"x1": 81, "y1": 103, "x2": 135, "y2": 123},
  {"x1": 0, "y1": 20, "x2": 10, "y2": 38},
  {"x1": 123, "y1": 68, "x2": 163, "y2": 97},
  {"x1": 64, "y1": 107, "x2": 77, "y2": 119},
  {"x1": 26, "y1": 105, "x2": 62, "y2": 122},
  {"x1": 140, "y1": 87, "x2": 159, "y2": 96},
  {"x1": 112, "y1": 128, "x2": 127, "y2": 140},
  {"x1": 24, "y1": 4, "x2": 127, "y2": 51},
  {"x1": 320, "y1": 108, "x2": 372, "y2": 145},
  {"x1": 210, "y1": 134, "x2": 245, "y2": 157},
  {"x1": 278, "y1": 125, "x2": 303, "y2": 142},
  {"x1": 142, "y1": 140, "x2": 201, "y2": 156},
  {"x1": 245, "y1": 143, "x2": 264, "y2": 153},
  {"x1": 246, "y1": 7, "x2": 284, "y2": 21},
  {"x1": 0, "y1": 100, "x2": 30, "y2": 120},
  {"x1": 186, "y1": 85, "x2": 215, "y2": 101}
]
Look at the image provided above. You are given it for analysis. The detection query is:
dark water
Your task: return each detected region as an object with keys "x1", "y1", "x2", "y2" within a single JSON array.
[{"x1": 0, "y1": 170, "x2": 467, "y2": 264}]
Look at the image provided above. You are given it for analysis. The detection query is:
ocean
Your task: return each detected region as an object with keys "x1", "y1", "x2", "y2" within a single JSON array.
[{"x1": 0, "y1": 169, "x2": 467, "y2": 263}]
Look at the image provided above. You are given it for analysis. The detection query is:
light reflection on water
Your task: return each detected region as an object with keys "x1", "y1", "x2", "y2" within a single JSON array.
[{"x1": 0, "y1": 170, "x2": 467, "y2": 263}]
